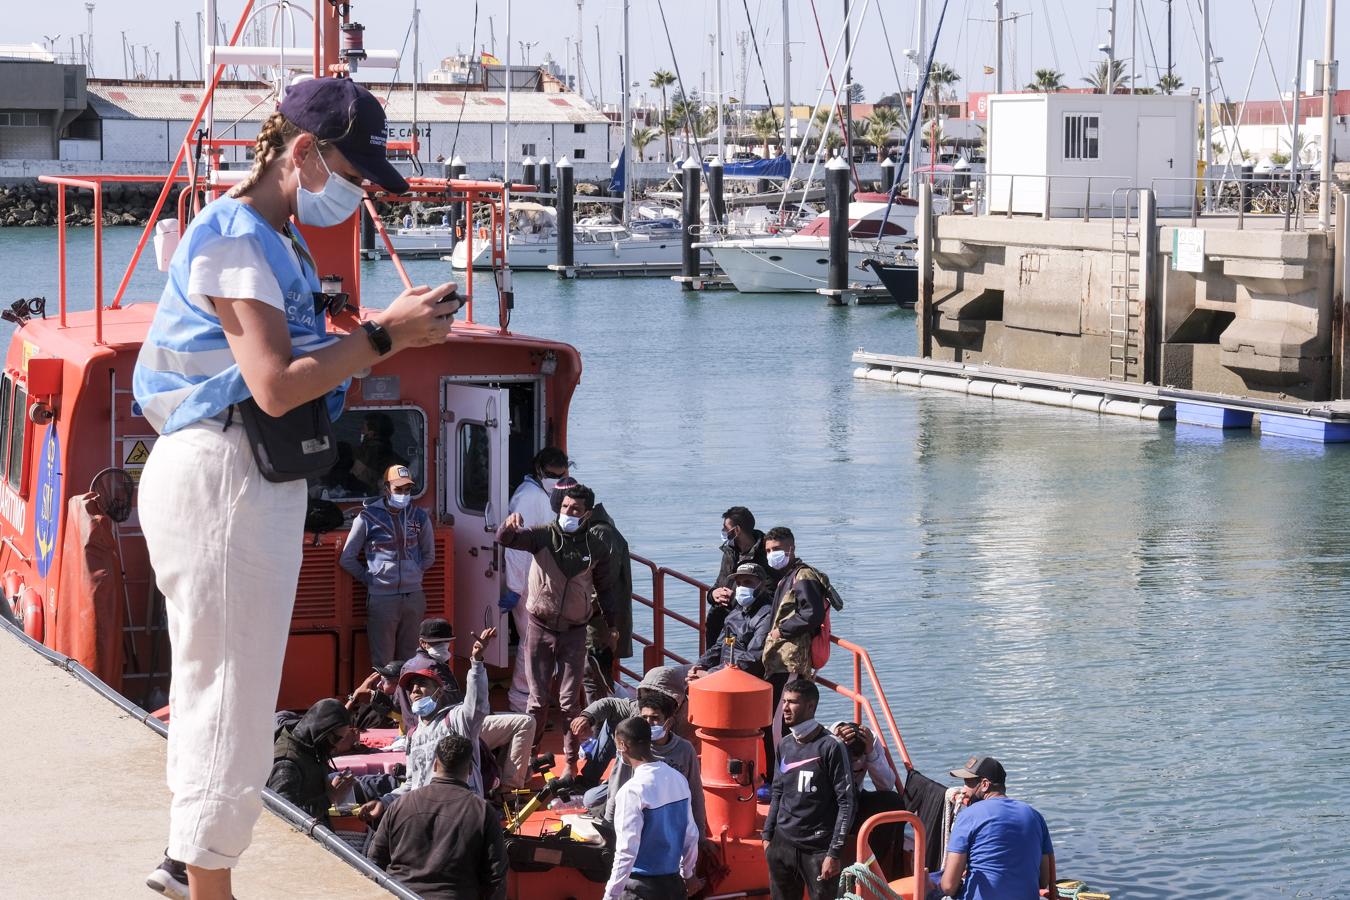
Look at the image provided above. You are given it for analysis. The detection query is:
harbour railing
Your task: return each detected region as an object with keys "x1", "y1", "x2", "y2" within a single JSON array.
[{"x1": 627, "y1": 553, "x2": 914, "y2": 778}]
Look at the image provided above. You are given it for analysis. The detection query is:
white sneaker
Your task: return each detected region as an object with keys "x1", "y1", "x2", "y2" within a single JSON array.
[{"x1": 145, "y1": 856, "x2": 189, "y2": 899}]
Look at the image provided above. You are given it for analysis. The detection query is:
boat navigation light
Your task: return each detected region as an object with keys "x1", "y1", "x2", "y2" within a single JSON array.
[{"x1": 340, "y1": 22, "x2": 367, "y2": 73}]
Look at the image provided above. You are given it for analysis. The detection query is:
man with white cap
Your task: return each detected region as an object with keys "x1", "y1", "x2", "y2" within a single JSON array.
[
  {"x1": 939, "y1": 755, "x2": 1054, "y2": 900},
  {"x1": 341, "y1": 463, "x2": 435, "y2": 666}
]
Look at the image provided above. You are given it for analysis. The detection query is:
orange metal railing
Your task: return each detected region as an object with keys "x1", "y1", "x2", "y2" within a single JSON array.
[{"x1": 625, "y1": 554, "x2": 914, "y2": 778}]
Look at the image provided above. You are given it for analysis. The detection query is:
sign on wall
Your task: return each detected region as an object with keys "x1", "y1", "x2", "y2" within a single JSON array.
[{"x1": 1172, "y1": 227, "x2": 1206, "y2": 273}]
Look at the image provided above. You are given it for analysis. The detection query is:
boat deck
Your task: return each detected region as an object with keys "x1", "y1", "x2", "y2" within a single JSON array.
[{"x1": 2, "y1": 633, "x2": 390, "y2": 899}]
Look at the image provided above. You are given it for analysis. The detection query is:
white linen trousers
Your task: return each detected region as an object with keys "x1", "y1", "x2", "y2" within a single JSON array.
[{"x1": 139, "y1": 418, "x2": 306, "y2": 869}]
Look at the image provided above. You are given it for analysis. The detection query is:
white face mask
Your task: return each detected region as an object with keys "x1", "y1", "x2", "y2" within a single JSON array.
[
  {"x1": 734, "y1": 585, "x2": 756, "y2": 607},
  {"x1": 387, "y1": 492, "x2": 412, "y2": 510},
  {"x1": 542, "y1": 477, "x2": 560, "y2": 493},
  {"x1": 558, "y1": 513, "x2": 583, "y2": 533},
  {"x1": 767, "y1": 549, "x2": 790, "y2": 570},
  {"x1": 295, "y1": 146, "x2": 365, "y2": 227},
  {"x1": 424, "y1": 643, "x2": 451, "y2": 662}
]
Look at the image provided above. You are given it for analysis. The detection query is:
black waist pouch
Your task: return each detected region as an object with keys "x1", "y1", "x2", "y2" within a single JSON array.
[{"x1": 234, "y1": 396, "x2": 337, "y2": 483}]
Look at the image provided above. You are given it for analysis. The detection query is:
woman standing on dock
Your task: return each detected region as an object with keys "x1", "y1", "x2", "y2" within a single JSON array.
[{"x1": 133, "y1": 78, "x2": 457, "y2": 900}]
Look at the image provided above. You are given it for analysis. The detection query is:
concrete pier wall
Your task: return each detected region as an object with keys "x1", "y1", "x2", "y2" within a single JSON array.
[{"x1": 918, "y1": 207, "x2": 1338, "y2": 402}]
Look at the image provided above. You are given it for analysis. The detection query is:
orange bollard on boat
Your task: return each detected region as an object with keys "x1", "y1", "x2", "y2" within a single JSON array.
[{"x1": 688, "y1": 665, "x2": 772, "y2": 840}]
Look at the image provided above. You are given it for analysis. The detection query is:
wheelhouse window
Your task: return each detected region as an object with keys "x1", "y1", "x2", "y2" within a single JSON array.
[
  {"x1": 458, "y1": 421, "x2": 490, "y2": 514},
  {"x1": 7, "y1": 383, "x2": 26, "y2": 489},
  {"x1": 0, "y1": 378, "x2": 11, "y2": 484},
  {"x1": 1064, "y1": 114, "x2": 1100, "y2": 160},
  {"x1": 308, "y1": 406, "x2": 427, "y2": 502}
]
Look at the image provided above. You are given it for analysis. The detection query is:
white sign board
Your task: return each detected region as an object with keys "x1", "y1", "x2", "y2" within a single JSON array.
[{"x1": 1172, "y1": 228, "x2": 1206, "y2": 273}]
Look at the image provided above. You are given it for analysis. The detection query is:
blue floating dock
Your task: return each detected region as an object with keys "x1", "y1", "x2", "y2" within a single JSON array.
[
  {"x1": 1259, "y1": 413, "x2": 1350, "y2": 443},
  {"x1": 1175, "y1": 402, "x2": 1255, "y2": 429}
]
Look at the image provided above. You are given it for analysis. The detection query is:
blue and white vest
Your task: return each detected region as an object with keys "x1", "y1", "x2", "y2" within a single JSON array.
[{"x1": 132, "y1": 196, "x2": 346, "y2": 434}]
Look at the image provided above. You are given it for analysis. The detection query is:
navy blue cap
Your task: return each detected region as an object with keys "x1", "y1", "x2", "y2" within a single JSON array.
[{"x1": 279, "y1": 77, "x2": 409, "y2": 194}]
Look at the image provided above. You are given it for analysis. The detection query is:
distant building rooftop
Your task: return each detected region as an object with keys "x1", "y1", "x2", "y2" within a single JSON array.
[{"x1": 85, "y1": 80, "x2": 609, "y2": 125}]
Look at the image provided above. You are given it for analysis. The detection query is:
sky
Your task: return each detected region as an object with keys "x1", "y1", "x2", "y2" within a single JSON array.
[{"x1": 11, "y1": 1, "x2": 1347, "y2": 113}]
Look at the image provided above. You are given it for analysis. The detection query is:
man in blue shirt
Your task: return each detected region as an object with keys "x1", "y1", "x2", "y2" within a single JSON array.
[{"x1": 939, "y1": 756, "x2": 1054, "y2": 900}]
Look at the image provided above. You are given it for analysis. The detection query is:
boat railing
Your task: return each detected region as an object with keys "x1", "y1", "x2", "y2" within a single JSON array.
[
  {"x1": 36, "y1": 173, "x2": 191, "y2": 344},
  {"x1": 627, "y1": 554, "x2": 914, "y2": 778}
]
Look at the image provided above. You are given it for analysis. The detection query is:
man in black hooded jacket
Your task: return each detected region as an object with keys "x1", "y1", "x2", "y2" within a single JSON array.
[
  {"x1": 266, "y1": 698, "x2": 358, "y2": 826},
  {"x1": 708, "y1": 506, "x2": 778, "y2": 643}
]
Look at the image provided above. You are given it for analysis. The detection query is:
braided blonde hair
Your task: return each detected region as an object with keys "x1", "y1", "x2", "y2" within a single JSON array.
[{"x1": 230, "y1": 112, "x2": 330, "y2": 197}]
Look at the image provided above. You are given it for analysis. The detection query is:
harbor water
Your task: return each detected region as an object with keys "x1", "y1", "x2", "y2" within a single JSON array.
[{"x1": 5, "y1": 226, "x2": 1350, "y2": 898}]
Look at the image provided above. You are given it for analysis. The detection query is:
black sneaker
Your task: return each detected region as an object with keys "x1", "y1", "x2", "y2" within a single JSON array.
[{"x1": 145, "y1": 855, "x2": 189, "y2": 899}]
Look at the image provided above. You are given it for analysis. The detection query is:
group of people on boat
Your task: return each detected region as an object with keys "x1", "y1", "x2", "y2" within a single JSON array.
[{"x1": 128, "y1": 73, "x2": 1055, "y2": 900}]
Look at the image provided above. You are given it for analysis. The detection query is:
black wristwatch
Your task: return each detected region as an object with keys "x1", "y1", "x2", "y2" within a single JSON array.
[{"x1": 361, "y1": 320, "x2": 393, "y2": 355}]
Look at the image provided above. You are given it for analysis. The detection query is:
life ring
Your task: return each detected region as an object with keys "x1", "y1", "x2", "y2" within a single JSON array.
[
  {"x1": 3, "y1": 569, "x2": 21, "y2": 607},
  {"x1": 19, "y1": 586, "x2": 42, "y2": 642}
]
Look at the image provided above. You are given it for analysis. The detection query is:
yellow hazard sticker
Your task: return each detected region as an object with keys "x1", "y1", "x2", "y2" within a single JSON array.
[{"x1": 121, "y1": 438, "x2": 155, "y2": 484}]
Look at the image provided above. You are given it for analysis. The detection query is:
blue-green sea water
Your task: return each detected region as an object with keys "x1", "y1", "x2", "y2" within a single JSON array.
[{"x1": 4, "y1": 225, "x2": 1349, "y2": 898}]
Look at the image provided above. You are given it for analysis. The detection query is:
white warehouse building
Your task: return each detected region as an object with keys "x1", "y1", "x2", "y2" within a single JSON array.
[{"x1": 65, "y1": 81, "x2": 616, "y2": 171}]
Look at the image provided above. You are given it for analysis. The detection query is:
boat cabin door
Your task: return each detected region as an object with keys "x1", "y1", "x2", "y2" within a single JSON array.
[{"x1": 442, "y1": 383, "x2": 510, "y2": 667}]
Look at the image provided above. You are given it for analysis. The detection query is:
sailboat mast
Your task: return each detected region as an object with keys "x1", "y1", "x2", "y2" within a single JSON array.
[
  {"x1": 843, "y1": 0, "x2": 852, "y2": 162},
  {"x1": 995, "y1": 0, "x2": 1004, "y2": 93},
  {"x1": 716, "y1": 0, "x2": 725, "y2": 160},
  {"x1": 412, "y1": 0, "x2": 420, "y2": 165},
  {"x1": 503, "y1": 0, "x2": 512, "y2": 264},
  {"x1": 781, "y1": 0, "x2": 790, "y2": 159},
  {"x1": 909, "y1": 0, "x2": 924, "y2": 197},
  {"x1": 1201, "y1": 0, "x2": 1211, "y2": 208},
  {"x1": 622, "y1": 0, "x2": 632, "y2": 224}
]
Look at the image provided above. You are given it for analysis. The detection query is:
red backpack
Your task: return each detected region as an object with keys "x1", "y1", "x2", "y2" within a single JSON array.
[{"x1": 810, "y1": 606, "x2": 832, "y2": 671}]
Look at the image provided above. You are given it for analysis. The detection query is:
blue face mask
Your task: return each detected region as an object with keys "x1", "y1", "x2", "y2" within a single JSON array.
[
  {"x1": 735, "y1": 585, "x2": 756, "y2": 607},
  {"x1": 411, "y1": 695, "x2": 438, "y2": 718},
  {"x1": 387, "y1": 492, "x2": 412, "y2": 510},
  {"x1": 295, "y1": 146, "x2": 366, "y2": 227},
  {"x1": 650, "y1": 724, "x2": 667, "y2": 742}
]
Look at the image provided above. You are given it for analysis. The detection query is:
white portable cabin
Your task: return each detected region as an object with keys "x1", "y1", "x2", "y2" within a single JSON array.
[{"x1": 986, "y1": 93, "x2": 1197, "y2": 216}]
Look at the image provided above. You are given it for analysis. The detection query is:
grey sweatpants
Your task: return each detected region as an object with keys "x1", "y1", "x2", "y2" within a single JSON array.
[{"x1": 366, "y1": 590, "x2": 426, "y2": 667}]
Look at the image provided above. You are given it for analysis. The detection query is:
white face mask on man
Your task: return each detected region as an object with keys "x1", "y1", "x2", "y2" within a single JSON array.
[
  {"x1": 424, "y1": 642, "x2": 451, "y2": 662},
  {"x1": 295, "y1": 145, "x2": 365, "y2": 227},
  {"x1": 767, "y1": 549, "x2": 790, "y2": 570},
  {"x1": 387, "y1": 492, "x2": 412, "y2": 510}
]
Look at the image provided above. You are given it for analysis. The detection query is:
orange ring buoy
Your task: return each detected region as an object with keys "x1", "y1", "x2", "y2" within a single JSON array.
[
  {"x1": 3, "y1": 569, "x2": 21, "y2": 606},
  {"x1": 477, "y1": 226, "x2": 489, "y2": 240},
  {"x1": 19, "y1": 586, "x2": 42, "y2": 642}
]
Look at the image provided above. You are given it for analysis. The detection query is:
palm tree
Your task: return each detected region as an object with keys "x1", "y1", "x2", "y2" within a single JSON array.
[
  {"x1": 1025, "y1": 68, "x2": 1065, "y2": 92},
  {"x1": 1083, "y1": 59, "x2": 1129, "y2": 94},
  {"x1": 926, "y1": 62, "x2": 961, "y2": 107},
  {"x1": 920, "y1": 120, "x2": 945, "y2": 152},
  {"x1": 632, "y1": 126, "x2": 658, "y2": 161},
  {"x1": 660, "y1": 115, "x2": 682, "y2": 158},
  {"x1": 1156, "y1": 73, "x2": 1184, "y2": 95},
  {"x1": 809, "y1": 106, "x2": 836, "y2": 154},
  {"x1": 863, "y1": 118, "x2": 894, "y2": 160},
  {"x1": 748, "y1": 110, "x2": 781, "y2": 158},
  {"x1": 650, "y1": 69, "x2": 676, "y2": 159}
]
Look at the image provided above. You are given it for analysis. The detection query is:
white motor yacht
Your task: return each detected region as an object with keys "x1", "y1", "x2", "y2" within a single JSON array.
[
  {"x1": 698, "y1": 194, "x2": 919, "y2": 293},
  {"x1": 448, "y1": 202, "x2": 684, "y2": 271}
]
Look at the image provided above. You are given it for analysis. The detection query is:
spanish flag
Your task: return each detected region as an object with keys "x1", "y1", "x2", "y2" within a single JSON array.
[
  {"x1": 983, "y1": 65, "x2": 995, "y2": 75},
  {"x1": 481, "y1": 51, "x2": 502, "y2": 66}
]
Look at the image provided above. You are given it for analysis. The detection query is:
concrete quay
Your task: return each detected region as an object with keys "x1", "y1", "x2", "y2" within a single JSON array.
[
  {"x1": 0, "y1": 626, "x2": 392, "y2": 899},
  {"x1": 913, "y1": 189, "x2": 1346, "y2": 406}
]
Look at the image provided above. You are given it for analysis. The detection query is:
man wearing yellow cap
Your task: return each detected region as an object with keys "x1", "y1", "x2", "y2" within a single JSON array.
[{"x1": 341, "y1": 464, "x2": 436, "y2": 666}]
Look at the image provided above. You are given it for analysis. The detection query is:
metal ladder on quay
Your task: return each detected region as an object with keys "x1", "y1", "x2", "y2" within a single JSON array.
[{"x1": 1108, "y1": 190, "x2": 1143, "y2": 383}]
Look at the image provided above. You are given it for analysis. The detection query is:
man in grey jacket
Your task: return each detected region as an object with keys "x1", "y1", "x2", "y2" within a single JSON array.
[{"x1": 340, "y1": 464, "x2": 435, "y2": 666}]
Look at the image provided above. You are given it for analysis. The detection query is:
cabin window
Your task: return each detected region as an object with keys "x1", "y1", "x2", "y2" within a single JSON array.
[
  {"x1": 7, "y1": 384, "x2": 26, "y2": 489},
  {"x1": 457, "y1": 421, "x2": 490, "y2": 514},
  {"x1": 0, "y1": 378, "x2": 11, "y2": 476},
  {"x1": 1063, "y1": 114, "x2": 1100, "y2": 160},
  {"x1": 307, "y1": 405, "x2": 427, "y2": 502}
]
